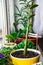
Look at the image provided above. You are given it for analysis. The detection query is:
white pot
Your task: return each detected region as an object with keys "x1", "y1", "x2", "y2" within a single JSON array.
[{"x1": 4, "y1": 42, "x2": 16, "y2": 48}]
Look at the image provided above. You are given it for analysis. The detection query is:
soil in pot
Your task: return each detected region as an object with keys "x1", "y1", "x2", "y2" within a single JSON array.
[{"x1": 11, "y1": 50, "x2": 39, "y2": 58}]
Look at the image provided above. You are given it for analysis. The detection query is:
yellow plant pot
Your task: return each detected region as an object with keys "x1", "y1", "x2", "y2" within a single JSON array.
[{"x1": 10, "y1": 49, "x2": 41, "y2": 65}]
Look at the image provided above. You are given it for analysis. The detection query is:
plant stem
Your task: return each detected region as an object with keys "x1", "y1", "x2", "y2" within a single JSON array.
[{"x1": 24, "y1": 19, "x2": 30, "y2": 56}]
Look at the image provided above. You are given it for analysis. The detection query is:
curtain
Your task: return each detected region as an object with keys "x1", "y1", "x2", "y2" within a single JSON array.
[
  {"x1": 0, "y1": 0, "x2": 7, "y2": 48},
  {"x1": 33, "y1": 0, "x2": 43, "y2": 36},
  {"x1": 8, "y1": 0, "x2": 15, "y2": 32},
  {"x1": 5, "y1": 0, "x2": 15, "y2": 33}
]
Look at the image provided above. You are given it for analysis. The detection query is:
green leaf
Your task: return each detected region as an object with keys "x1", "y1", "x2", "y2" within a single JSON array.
[
  {"x1": 30, "y1": 4, "x2": 38, "y2": 9},
  {"x1": 17, "y1": 29, "x2": 23, "y2": 37},
  {"x1": 15, "y1": 5, "x2": 20, "y2": 13},
  {"x1": 19, "y1": 0, "x2": 26, "y2": 1},
  {"x1": 15, "y1": 13, "x2": 21, "y2": 17},
  {"x1": 11, "y1": 32, "x2": 17, "y2": 38},
  {"x1": 29, "y1": 14, "x2": 35, "y2": 19},
  {"x1": 6, "y1": 34, "x2": 14, "y2": 40},
  {"x1": 13, "y1": 22, "x2": 18, "y2": 32},
  {"x1": 0, "y1": 47, "x2": 11, "y2": 55},
  {"x1": 17, "y1": 18, "x2": 24, "y2": 22},
  {"x1": 23, "y1": 27, "x2": 26, "y2": 34}
]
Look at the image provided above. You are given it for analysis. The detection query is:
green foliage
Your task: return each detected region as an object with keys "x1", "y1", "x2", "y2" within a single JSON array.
[
  {"x1": 13, "y1": 40, "x2": 36, "y2": 50},
  {"x1": 0, "y1": 48, "x2": 13, "y2": 65},
  {"x1": 19, "y1": 0, "x2": 26, "y2": 1},
  {"x1": 6, "y1": 34, "x2": 14, "y2": 40},
  {"x1": 14, "y1": 0, "x2": 38, "y2": 56},
  {"x1": 6, "y1": 29, "x2": 26, "y2": 43},
  {"x1": 6, "y1": 32, "x2": 17, "y2": 42},
  {"x1": 0, "y1": 47, "x2": 12, "y2": 56},
  {"x1": 17, "y1": 29, "x2": 25, "y2": 38},
  {"x1": 29, "y1": 14, "x2": 35, "y2": 19},
  {"x1": 11, "y1": 32, "x2": 17, "y2": 39},
  {"x1": 30, "y1": 4, "x2": 38, "y2": 9},
  {"x1": 14, "y1": 0, "x2": 38, "y2": 34},
  {"x1": 0, "y1": 57, "x2": 5, "y2": 65}
]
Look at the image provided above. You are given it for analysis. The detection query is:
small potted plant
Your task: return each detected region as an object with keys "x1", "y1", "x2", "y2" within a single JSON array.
[
  {"x1": 4, "y1": 32, "x2": 17, "y2": 48},
  {"x1": 0, "y1": 47, "x2": 14, "y2": 65},
  {"x1": 10, "y1": 0, "x2": 41, "y2": 65}
]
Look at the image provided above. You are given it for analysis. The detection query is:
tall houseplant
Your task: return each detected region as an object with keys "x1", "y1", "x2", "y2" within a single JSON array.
[
  {"x1": 10, "y1": 0, "x2": 41, "y2": 65},
  {"x1": 21, "y1": 0, "x2": 38, "y2": 56},
  {"x1": 13, "y1": 0, "x2": 38, "y2": 56}
]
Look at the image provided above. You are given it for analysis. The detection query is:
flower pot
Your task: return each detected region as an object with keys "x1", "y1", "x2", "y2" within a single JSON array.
[
  {"x1": 4, "y1": 42, "x2": 16, "y2": 48},
  {"x1": 10, "y1": 49, "x2": 41, "y2": 65}
]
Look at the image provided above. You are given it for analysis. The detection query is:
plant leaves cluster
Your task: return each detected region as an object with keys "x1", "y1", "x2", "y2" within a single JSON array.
[
  {"x1": 0, "y1": 57, "x2": 5, "y2": 65},
  {"x1": 14, "y1": 0, "x2": 38, "y2": 34},
  {"x1": 0, "y1": 40, "x2": 36, "y2": 55},
  {"x1": 0, "y1": 48, "x2": 13, "y2": 65},
  {"x1": 0, "y1": 47, "x2": 12, "y2": 56},
  {"x1": 13, "y1": 40, "x2": 36, "y2": 50},
  {"x1": 6, "y1": 29, "x2": 26, "y2": 42},
  {"x1": 6, "y1": 32, "x2": 17, "y2": 42}
]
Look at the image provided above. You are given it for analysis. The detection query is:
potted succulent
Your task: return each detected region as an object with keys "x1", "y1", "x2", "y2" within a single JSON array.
[
  {"x1": 14, "y1": 0, "x2": 38, "y2": 43},
  {"x1": 4, "y1": 32, "x2": 17, "y2": 48},
  {"x1": 10, "y1": 0, "x2": 41, "y2": 65}
]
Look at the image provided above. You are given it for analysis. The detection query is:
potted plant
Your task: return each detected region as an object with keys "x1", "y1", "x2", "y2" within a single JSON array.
[
  {"x1": 4, "y1": 32, "x2": 17, "y2": 48},
  {"x1": 10, "y1": 0, "x2": 41, "y2": 65},
  {"x1": 0, "y1": 47, "x2": 14, "y2": 65},
  {"x1": 14, "y1": 0, "x2": 38, "y2": 44}
]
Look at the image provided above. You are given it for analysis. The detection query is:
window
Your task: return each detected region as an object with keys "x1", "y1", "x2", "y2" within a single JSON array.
[
  {"x1": 0, "y1": 0, "x2": 15, "y2": 48},
  {"x1": 0, "y1": 0, "x2": 7, "y2": 48}
]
